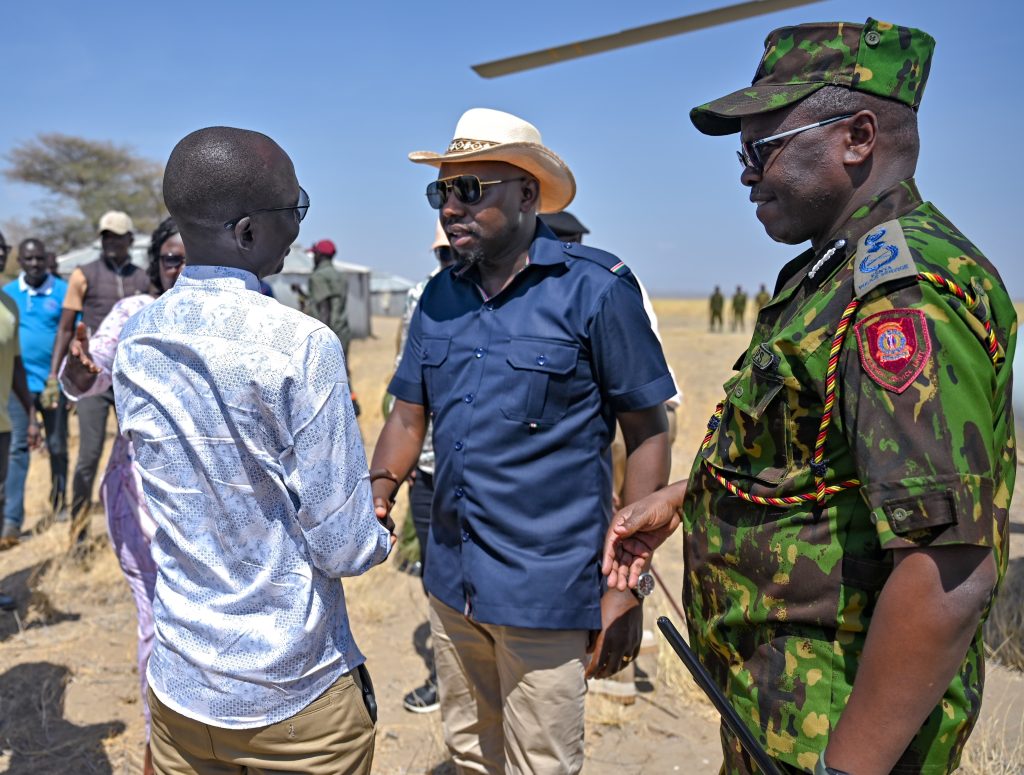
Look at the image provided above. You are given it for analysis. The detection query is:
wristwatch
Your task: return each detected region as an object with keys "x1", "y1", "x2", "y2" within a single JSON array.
[
  {"x1": 815, "y1": 751, "x2": 853, "y2": 775},
  {"x1": 631, "y1": 571, "x2": 655, "y2": 601}
]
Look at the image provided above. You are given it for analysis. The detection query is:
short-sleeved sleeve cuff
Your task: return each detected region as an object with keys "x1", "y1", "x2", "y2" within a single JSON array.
[
  {"x1": 387, "y1": 374, "x2": 425, "y2": 406},
  {"x1": 607, "y1": 372, "x2": 677, "y2": 413},
  {"x1": 861, "y1": 474, "x2": 998, "y2": 552},
  {"x1": 63, "y1": 269, "x2": 86, "y2": 311}
]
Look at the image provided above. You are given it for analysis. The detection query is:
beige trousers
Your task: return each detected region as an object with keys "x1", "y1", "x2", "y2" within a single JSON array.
[
  {"x1": 148, "y1": 670, "x2": 375, "y2": 775},
  {"x1": 429, "y1": 595, "x2": 589, "y2": 775}
]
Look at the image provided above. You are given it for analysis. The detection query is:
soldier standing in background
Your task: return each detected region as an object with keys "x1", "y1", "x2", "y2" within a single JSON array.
[
  {"x1": 292, "y1": 239, "x2": 360, "y2": 415},
  {"x1": 603, "y1": 18, "x2": 1015, "y2": 775},
  {"x1": 754, "y1": 283, "x2": 771, "y2": 309},
  {"x1": 709, "y1": 285, "x2": 724, "y2": 331},
  {"x1": 730, "y1": 284, "x2": 748, "y2": 330}
]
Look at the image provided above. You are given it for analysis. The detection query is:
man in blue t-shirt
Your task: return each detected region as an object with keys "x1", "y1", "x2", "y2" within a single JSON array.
[{"x1": 1, "y1": 238, "x2": 69, "y2": 548}]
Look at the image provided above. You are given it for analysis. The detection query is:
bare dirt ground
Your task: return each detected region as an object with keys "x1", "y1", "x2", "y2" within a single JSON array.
[{"x1": 0, "y1": 300, "x2": 1020, "y2": 774}]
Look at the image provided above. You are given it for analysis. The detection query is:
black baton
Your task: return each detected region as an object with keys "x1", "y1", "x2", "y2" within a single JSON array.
[{"x1": 657, "y1": 616, "x2": 785, "y2": 775}]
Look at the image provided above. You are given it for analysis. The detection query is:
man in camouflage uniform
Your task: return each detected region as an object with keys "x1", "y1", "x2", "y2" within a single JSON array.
[
  {"x1": 731, "y1": 285, "x2": 748, "y2": 331},
  {"x1": 602, "y1": 18, "x2": 1015, "y2": 775},
  {"x1": 710, "y1": 285, "x2": 725, "y2": 331},
  {"x1": 755, "y1": 283, "x2": 771, "y2": 310}
]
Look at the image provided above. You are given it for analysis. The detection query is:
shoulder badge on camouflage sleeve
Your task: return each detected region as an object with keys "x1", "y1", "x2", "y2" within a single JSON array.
[
  {"x1": 853, "y1": 219, "x2": 917, "y2": 298},
  {"x1": 854, "y1": 308, "x2": 932, "y2": 393},
  {"x1": 562, "y1": 243, "x2": 641, "y2": 290}
]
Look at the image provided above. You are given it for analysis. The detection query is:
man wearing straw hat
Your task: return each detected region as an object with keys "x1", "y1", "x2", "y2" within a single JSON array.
[
  {"x1": 372, "y1": 108, "x2": 674, "y2": 773},
  {"x1": 603, "y1": 17, "x2": 1015, "y2": 775}
]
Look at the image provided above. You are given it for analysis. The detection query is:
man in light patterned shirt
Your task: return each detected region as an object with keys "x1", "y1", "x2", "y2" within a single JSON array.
[{"x1": 112, "y1": 126, "x2": 391, "y2": 775}]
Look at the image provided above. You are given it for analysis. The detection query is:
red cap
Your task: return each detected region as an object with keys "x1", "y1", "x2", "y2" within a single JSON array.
[{"x1": 311, "y1": 239, "x2": 336, "y2": 257}]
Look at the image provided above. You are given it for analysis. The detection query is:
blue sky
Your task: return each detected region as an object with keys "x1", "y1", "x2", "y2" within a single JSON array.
[{"x1": 2, "y1": 1, "x2": 1019, "y2": 297}]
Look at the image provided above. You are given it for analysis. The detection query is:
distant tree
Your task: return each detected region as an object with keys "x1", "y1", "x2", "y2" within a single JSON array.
[{"x1": 3, "y1": 133, "x2": 164, "y2": 254}]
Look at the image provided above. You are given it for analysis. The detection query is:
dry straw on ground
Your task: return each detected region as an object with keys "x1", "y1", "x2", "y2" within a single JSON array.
[{"x1": 986, "y1": 556, "x2": 1024, "y2": 671}]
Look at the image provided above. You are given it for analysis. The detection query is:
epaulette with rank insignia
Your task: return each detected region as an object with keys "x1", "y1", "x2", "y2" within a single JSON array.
[
  {"x1": 561, "y1": 242, "x2": 641, "y2": 291},
  {"x1": 853, "y1": 219, "x2": 918, "y2": 298}
]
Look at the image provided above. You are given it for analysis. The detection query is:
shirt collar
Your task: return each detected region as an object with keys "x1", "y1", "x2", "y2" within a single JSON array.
[
  {"x1": 774, "y1": 178, "x2": 924, "y2": 296},
  {"x1": 527, "y1": 220, "x2": 571, "y2": 266},
  {"x1": 18, "y1": 272, "x2": 55, "y2": 296},
  {"x1": 452, "y1": 219, "x2": 566, "y2": 283},
  {"x1": 175, "y1": 264, "x2": 262, "y2": 292},
  {"x1": 833, "y1": 178, "x2": 922, "y2": 249}
]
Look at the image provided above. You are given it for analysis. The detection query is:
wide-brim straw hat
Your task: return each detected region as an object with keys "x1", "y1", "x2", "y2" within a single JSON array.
[
  {"x1": 409, "y1": 108, "x2": 576, "y2": 214},
  {"x1": 430, "y1": 220, "x2": 449, "y2": 251}
]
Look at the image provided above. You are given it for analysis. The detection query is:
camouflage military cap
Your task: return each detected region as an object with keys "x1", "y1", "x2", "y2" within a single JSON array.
[{"x1": 690, "y1": 18, "x2": 935, "y2": 136}]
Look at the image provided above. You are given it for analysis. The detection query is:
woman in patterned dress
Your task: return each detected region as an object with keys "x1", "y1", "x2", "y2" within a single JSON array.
[{"x1": 60, "y1": 217, "x2": 185, "y2": 775}]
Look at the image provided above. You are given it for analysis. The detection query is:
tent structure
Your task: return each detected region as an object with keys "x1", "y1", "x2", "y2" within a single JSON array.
[
  {"x1": 370, "y1": 272, "x2": 415, "y2": 316},
  {"x1": 56, "y1": 240, "x2": 373, "y2": 338},
  {"x1": 265, "y1": 245, "x2": 372, "y2": 338}
]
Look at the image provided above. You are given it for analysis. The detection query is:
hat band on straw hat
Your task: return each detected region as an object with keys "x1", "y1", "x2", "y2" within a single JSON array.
[{"x1": 447, "y1": 138, "x2": 500, "y2": 153}]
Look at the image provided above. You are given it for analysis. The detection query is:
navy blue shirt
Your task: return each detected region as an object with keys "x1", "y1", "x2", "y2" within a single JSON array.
[{"x1": 389, "y1": 222, "x2": 674, "y2": 630}]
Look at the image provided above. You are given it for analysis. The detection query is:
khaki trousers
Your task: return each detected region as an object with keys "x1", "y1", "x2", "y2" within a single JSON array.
[
  {"x1": 148, "y1": 670, "x2": 375, "y2": 775},
  {"x1": 429, "y1": 595, "x2": 588, "y2": 775}
]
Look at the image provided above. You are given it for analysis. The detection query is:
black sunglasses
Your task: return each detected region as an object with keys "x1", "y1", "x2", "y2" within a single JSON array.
[
  {"x1": 159, "y1": 255, "x2": 185, "y2": 267},
  {"x1": 426, "y1": 175, "x2": 525, "y2": 210},
  {"x1": 224, "y1": 186, "x2": 310, "y2": 230}
]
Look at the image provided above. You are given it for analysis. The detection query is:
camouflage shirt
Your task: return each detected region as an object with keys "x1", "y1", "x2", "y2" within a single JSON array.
[
  {"x1": 681, "y1": 179, "x2": 1016, "y2": 774},
  {"x1": 308, "y1": 261, "x2": 351, "y2": 350}
]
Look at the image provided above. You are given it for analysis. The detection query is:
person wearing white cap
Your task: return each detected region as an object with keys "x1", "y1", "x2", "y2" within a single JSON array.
[
  {"x1": 48, "y1": 210, "x2": 150, "y2": 548},
  {"x1": 372, "y1": 108, "x2": 674, "y2": 773}
]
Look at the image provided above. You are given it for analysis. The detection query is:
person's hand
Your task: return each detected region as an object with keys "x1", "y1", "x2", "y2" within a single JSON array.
[
  {"x1": 602, "y1": 483, "x2": 685, "y2": 592},
  {"x1": 40, "y1": 376, "x2": 61, "y2": 410},
  {"x1": 26, "y1": 418, "x2": 42, "y2": 451},
  {"x1": 64, "y1": 322, "x2": 101, "y2": 388},
  {"x1": 370, "y1": 473, "x2": 398, "y2": 546},
  {"x1": 372, "y1": 493, "x2": 396, "y2": 546},
  {"x1": 585, "y1": 587, "x2": 644, "y2": 679}
]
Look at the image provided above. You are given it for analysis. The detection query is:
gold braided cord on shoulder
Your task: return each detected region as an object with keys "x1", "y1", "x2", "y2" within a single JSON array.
[
  {"x1": 917, "y1": 272, "x2": 1002, "y2": 365},
  {"x1": 699, "y1": 272, "x2": 1001, "y2": 509}
]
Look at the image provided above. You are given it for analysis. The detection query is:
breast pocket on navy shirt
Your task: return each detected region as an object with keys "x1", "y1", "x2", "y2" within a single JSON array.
[
  {"x1": 421, "y1": 336, "x2": 451, "y2": 406},
  {"x1": 501, "y1": 337, "x2": 579, "y2": 425}
]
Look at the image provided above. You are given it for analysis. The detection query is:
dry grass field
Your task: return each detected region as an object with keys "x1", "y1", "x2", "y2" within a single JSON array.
[{"x1": 0, "y1": 299, "x2": 1020, "y2": 774}]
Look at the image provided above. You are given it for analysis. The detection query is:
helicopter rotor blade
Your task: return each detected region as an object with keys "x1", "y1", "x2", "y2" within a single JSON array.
[{"x1": 472, "y1": 0, "x2": 823, "y2": 78}]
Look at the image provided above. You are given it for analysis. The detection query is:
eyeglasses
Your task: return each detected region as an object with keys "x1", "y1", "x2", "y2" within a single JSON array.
[
  {"x1": 737, "y1": 114, "x2": 855, "y2": 173},
  {"x1": 159, "y1": 255, "x2": 186, "y2": 268},
  {"x1": 224, "y1": 186, "x2": 310, "y2": 230},
  {"x1": 426, "y1": 175, "x2": 525, "y2": 210}
]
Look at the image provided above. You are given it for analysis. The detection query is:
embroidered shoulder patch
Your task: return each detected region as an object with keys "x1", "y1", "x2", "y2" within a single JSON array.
[
  {"x1": 854, "y1": 309, "x2": 931, "y2": 393},
  {"x1": 853, "y1": 219, "x2": 916, "y2": 298}
]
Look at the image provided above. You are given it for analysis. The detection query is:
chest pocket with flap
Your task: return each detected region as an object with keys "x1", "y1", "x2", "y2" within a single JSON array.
[
  {"x1": 501, "y1": 337, "x2": 579, "y2": 425},
  {"x1": 704, "y1": 355, "x2": 793, "y2": 485},
  {"x1": 420, "y1": 336, "x2": 451, "y2": 405}
]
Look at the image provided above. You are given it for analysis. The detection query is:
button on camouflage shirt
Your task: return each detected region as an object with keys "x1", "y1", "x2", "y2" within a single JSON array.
[{"x1": 681, "y1": 179, "x2": 1016, "y2": 774}]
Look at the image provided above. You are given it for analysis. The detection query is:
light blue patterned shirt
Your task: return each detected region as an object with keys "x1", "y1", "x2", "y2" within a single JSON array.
[{"x1": 112, "y1": 264, "x2": 390, "y2": 728}]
